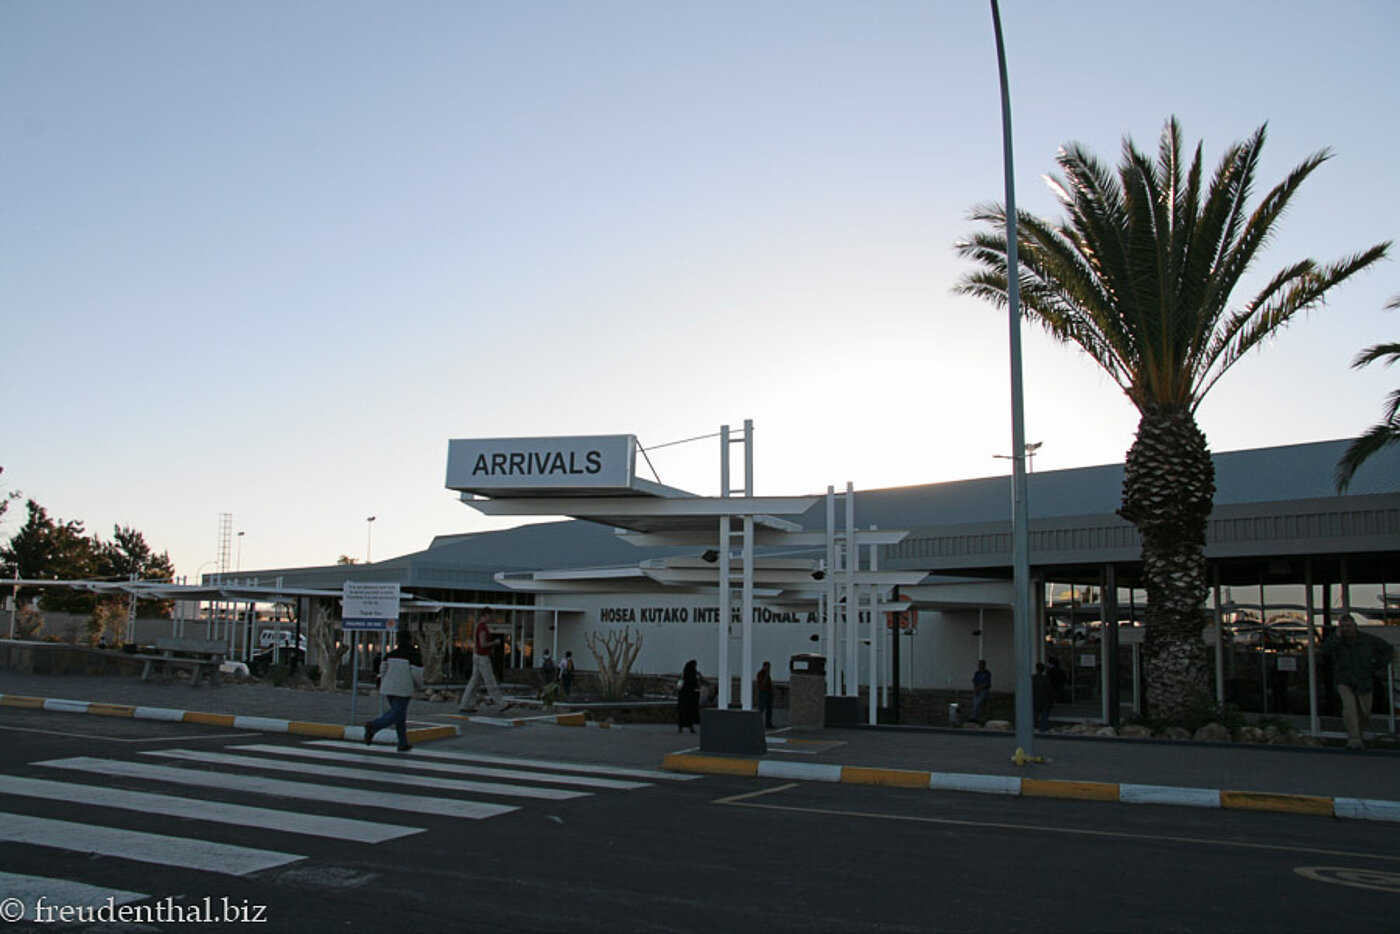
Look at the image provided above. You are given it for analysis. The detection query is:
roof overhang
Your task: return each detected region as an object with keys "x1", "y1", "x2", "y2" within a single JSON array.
[{"x1": 461, "y1": 493, "x2": 817, "y2": 535}]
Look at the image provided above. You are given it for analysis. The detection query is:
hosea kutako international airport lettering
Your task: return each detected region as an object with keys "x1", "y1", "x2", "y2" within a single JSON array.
[{"x1": 472, "y1": 449, "x2": 604, "y2": 477}]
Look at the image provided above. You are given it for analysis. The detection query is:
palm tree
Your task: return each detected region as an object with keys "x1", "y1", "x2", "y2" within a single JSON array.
[
  {"x1": 955, "y1": 117, "x2": 1390, "y2": 722},
  {"x1": 1336, "y1": 295, "x2": 1400, "y2": 491}
]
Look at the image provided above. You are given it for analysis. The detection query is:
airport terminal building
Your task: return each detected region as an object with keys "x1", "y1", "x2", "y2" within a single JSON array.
[{"x1": 228, "y1": 436, "x2": 1400, "y2": 728}]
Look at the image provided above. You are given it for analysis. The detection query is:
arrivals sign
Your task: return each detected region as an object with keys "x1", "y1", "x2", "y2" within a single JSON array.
[
  {"x1": 445, "y1": 435, "x2": 637, "y2": 494},
  {"x1": 341, "y1": 582, "x2": 400, "y2": 631}
]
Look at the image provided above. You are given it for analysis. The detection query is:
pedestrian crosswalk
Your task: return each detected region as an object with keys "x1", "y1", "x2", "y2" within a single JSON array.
[{"x1": 1, "y1": 740, "x2": 698, "y2": 923}]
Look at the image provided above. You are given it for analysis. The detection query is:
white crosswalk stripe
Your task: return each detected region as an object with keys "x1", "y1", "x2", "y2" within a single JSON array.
[
  {"x1": 0, "y1": 774, "x2": 421, "y2": 843},
  {"x1": 142, "y1": 748, "x2": 591, "y2": 800},
  {"x1": 0, "y1": 811, "x2": 302, "y2": 876},
  {"x1": 0, "y1": 870, "x2": 146, "y2": 919},
  {"x1": 13, "y1": 740, "x2": 684, "y2": 908},
  {"x1": 307, "y1": 742, "x2": 704, "y2": 782},
  {"x1": 233, "y1": 743, "x2": 653, "y2": 790},
  {"x1": 37, "y1": 755, "x2": 519, "y2": 820}
]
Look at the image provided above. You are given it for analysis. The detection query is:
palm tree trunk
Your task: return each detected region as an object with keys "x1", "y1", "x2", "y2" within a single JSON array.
[{"x1": 1120, "y1": 406, "x2": 1216, "y2": 722}]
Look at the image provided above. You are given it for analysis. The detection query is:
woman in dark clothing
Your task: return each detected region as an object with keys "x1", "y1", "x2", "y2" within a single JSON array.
[{"x1": 677, "y1": 659, "x2": 702, "y2": 733}]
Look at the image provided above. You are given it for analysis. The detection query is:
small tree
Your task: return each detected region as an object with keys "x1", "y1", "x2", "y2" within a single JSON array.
[
  {"x1": 584, "y1": 626, "x2": 643, "y2": 700},
  {"x1": 416, "y1": 615, "x2": 451, "y2": 685},
  {"x1": 14, "y1": 605, "x2": 43, "y2": 640},
  {"x1": 88, "y1": 601, "x2": 127, "y2": 647},
  {"x1": 308, "y1": 599, "x2": 349, "y2": 690},
  {"x1": 1, "y1": 501, "x2": 99, "y2": 614}
]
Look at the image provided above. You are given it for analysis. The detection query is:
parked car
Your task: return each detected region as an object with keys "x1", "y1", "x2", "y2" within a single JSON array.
[{"x1": 252, "y1": 629, "x2": 305, "y2": 668}]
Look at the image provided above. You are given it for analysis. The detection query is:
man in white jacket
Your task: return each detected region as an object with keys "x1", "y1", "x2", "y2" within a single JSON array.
[{"x1": 364, "y1": 636, "x2": 424, "y2": 752}]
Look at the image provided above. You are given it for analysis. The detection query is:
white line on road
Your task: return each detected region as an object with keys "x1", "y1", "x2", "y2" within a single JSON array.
[
  {"x1": 0, "y1": 774, "x2": 420, "y2": 844},
  {"x1": 307, "y1": 741, "x2": 703, "y2": 782},
  {"x1": 230, "y1": 743, "x2": 652, "y2": 790},
  {"x1": 144, "y1": 749, "x2": 589, "y2": 801},
  {"x1": 0, "y1": 811, "x2": 301, "y2": 876},
  {"x1": 0, "y1": 870, "x2": 146, "y2": 915},
  {"x1": 37, "y1": 756, "x2": 517, "y2": 820},
  {"x1": 717, "y1": 793, "x2": 1400, "y2": 864}
]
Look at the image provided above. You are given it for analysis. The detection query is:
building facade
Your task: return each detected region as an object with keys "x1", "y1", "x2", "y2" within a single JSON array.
[{"x1": 232, "y1": 438, "x2": 1400, "y2": 725}]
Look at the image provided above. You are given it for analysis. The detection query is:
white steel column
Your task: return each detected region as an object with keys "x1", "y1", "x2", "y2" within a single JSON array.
[
  {"x1": 825, "y1": 487, "x2": 837, "y2": 695},
  {"x1": 739, "y1": 420, "x2": 755, "y2": 710},
  {"x1": 844, "y1": 483, "x2": 858, "y2": 697},
  {"x1": 868, "y1": 528, "x2": 880, "y2": 724},
  {"x1": 741, "y1": 515, "x2": 755, "y2": 710},
  {"x1": 718, "y1": 424, "x2": 731, "y2": 707},
  {"x1": 717, "y1": 516, "x2": 730, "y2": 709}
]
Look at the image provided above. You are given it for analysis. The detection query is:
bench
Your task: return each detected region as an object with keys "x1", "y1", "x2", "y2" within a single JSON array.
[{"x1": 135, "y1": 637, "x2": 228, "y2": 686}]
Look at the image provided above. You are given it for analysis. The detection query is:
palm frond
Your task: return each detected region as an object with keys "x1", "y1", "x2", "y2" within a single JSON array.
[
  {"x1": 1197, "y1": 244, "x2": 1392, "y2": 404},
  {"x1": 1352, "y1": 341, "x2": 1400, "y2": 370},
  {"x1": 1336, "y1": 420, "x2": 1400, "y2": 492},
  {"x1": 954, "y1": 116, "x2": 1389, "y2": 419}
]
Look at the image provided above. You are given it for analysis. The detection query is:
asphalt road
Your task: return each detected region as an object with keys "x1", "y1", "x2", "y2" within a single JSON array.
[{"x1": 1, "y1": 711, "x2": 1396, "y2": 933}]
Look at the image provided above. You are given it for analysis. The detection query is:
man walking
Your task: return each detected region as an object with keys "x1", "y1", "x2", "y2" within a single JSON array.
[
  {"x1": 458, "y1": 607, "x2": 509, "y2": 712},
  {"x1": 364, "y1": 636, "x2": 424, "y2": 752},
  {"x1": 1321, "y1": 614, "x2": 1394, "y2": 749}
]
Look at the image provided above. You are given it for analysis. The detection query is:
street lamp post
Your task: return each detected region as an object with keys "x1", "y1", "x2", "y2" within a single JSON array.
[
  {"x1": 990, "y1": 0, "x2": 1036, "y2": 758},
  {"x1": 236, "y1": 531, "x2": 245, "y2": 573},
  {"x1": 995, "y1": 442, "x2": 1043, "y2": 473},
  {"x1": 366, "y1": 516, "x2": 376, "y2": 564}
]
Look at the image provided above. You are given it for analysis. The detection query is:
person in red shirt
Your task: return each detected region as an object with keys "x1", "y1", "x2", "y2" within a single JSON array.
[
  {"x1": 458, "y1": 607, "x2": 509, "y2": 712},
  {"x1": 755, "y1": 661, "x2": 775, "y2": 729}
]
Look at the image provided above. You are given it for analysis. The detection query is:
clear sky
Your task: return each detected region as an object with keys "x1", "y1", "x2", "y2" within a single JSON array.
[{"x1": 3, "y1": 1, "x2": 1397, "y2": 579}]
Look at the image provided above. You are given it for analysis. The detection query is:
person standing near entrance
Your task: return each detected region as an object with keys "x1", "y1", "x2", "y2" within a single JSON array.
[
  {"x1": 755, "y1": 661, "x2": 775, "y2": 729},
  {"x1": 970, "y1": 660, "x2": 991, "y2": 723},
  {"x1": 364, "y1": 636, "x2": 423, "y2": 752},
  {"x1": 559, "y1": 651, "x2": 575, "y2": 696},
  {"x1": 458, "y1": 608, "x2": 508, "y2": 712},
  {"x1": 1032, "y1": 662, "x2": 1053, "y2": 731},
  {"x1": 1321, "y1": 614, "x2": 1394, "y2": 749},
  {"x1": 677, "y1": 659, "x2": 702, "y2": 733}
]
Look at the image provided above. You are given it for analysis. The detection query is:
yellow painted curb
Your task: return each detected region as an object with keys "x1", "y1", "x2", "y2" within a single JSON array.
[
  {"x1": 86, "y1": 703, "x2": 136, "y2": 718},
  {"x1": 1220, "y1": 790, "x2": 1334, "y2": 816},
  {"x1": 556, "y1": 712, "x2": 587, "y2": 727},
  {"x1": 1022, "y1": 779, "x2": 1121, "y2": 802},
  {"x1": 406, "y1": 725, "x2": 458, "y2": 743},
  {"x1": 288, "y1": 721, "x2": 348, "y2": 739},
  {"x1": 663, "y1": 753, "x2": 759, "y2": 777},
  {"x1": 0, "y1": 695, "x2": 45, "y2": 708},
  {"x1": 182, "y1": 711, "x2": 236, "y2": 728},
  {"x1": 840, "y1": 766, "x2": 933, "y2": 789}
]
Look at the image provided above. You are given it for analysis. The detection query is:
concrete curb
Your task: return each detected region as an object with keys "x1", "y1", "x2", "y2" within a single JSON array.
[
  {"x1": 0, "y1": 692, "x2": 458, "y2": 746},
  {"x1": 661, "y1": 752, "x2": 1400, "y2": 823}
]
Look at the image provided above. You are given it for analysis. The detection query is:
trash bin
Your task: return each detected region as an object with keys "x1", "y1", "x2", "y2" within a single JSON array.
[{"x1": 949, "y1": 702, "x2": 961, "y2": 725}]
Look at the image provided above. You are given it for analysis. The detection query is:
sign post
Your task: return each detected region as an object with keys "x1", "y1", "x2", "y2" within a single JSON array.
[{"x1": 341, "y1": 583, "x2": 400, "y2": 723}]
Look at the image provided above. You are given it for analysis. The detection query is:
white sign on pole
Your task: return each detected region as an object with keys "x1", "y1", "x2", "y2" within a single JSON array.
[
  {"x1": 444, "y1": 435, "x2": 636, "y2": 493},
  {"x1": 342, "y1": 582, "x2": 400, "y2": 631}
]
